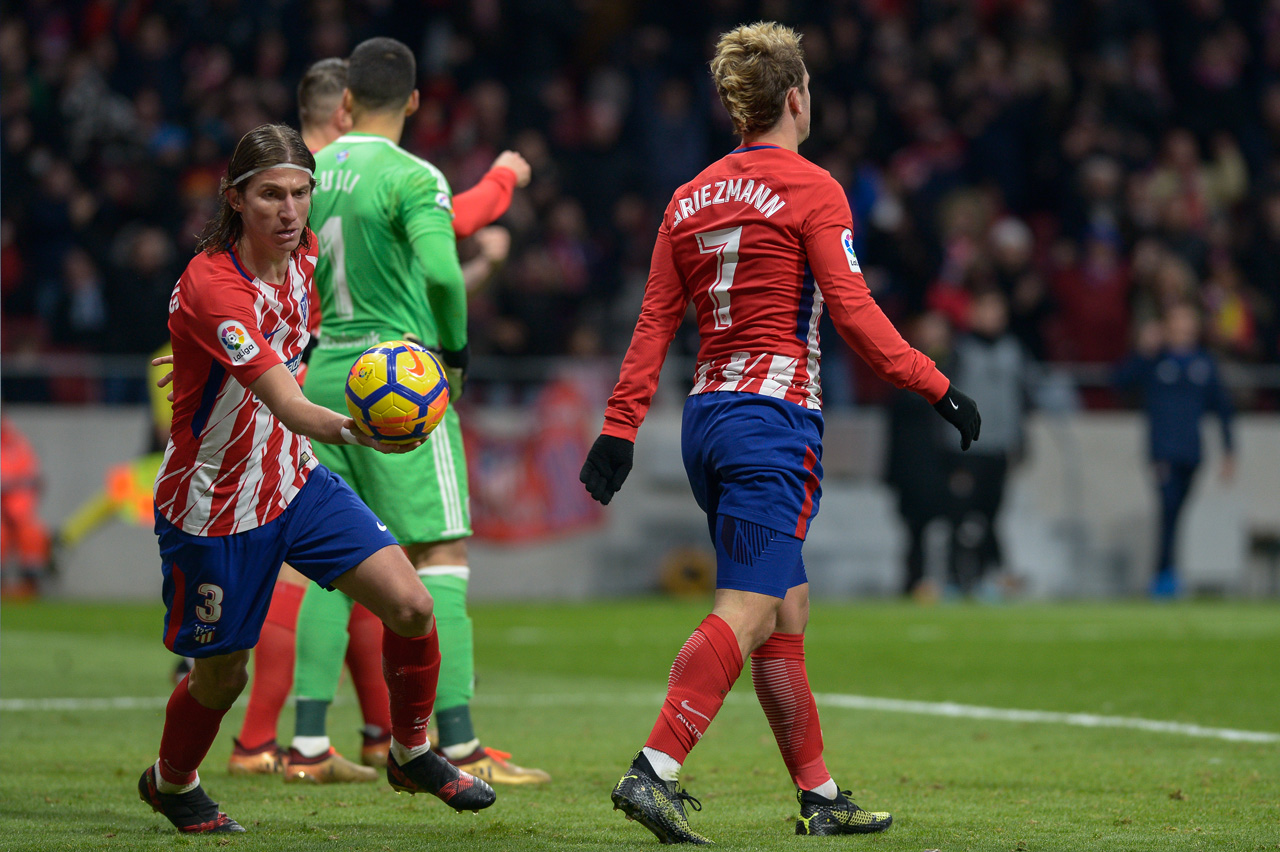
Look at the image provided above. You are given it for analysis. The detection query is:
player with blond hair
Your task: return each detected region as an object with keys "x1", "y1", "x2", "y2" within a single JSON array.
[{"x1": 582, "y1": 22, "x2": 980, "y2": 843}]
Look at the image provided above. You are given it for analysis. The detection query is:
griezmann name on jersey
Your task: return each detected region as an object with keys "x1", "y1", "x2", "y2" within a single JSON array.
[
  {"x1": 155, "y1": 243, "x2": 318, "y2": 536},
  {"x1": 603, "y1": 145, "x2": 948, "y2": 441}
]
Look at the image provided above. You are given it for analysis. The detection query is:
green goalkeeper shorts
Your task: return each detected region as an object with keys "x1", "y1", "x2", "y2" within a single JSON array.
[{"x1": 304, "y1": 346, "x2": 471, "y2": 544}]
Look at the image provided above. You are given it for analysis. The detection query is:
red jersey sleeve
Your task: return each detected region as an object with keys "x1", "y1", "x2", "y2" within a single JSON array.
[
  {"x1": 174, "y1": 260, "x2": 284, "y2": 387},
  {"x1": 450, "y1": 167, "x2": 518, "y2": 240},
  {"x1": 299, "y1": 237, "x2": 320, "y2": 388},
  {"x1": 601, "y1": 213, "x2": 690, "y2": 441},
  {"x1": 803, "y1": 181, "x2": 950, "y2": 404},
  {"x1": 304, "y1": 232, "x2": 321, "y2": 339}
]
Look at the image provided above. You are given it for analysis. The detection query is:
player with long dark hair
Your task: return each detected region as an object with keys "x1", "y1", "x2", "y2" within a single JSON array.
[
  {"x1": 229, "y1": 51, "x2": 540, "y2": 785},
  {"x1": 137, "y1": 123, "x2": 495, "y2": 833}
]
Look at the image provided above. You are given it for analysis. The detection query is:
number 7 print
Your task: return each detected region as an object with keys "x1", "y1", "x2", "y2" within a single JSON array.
[{"x1": 696, "y1": 225, "x2": 742, "y2": 330}]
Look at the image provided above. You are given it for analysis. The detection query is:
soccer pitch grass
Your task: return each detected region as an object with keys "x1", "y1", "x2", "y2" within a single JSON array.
[{"x1": 2, "y1": 600, "x2": 1277, "y2": 851}]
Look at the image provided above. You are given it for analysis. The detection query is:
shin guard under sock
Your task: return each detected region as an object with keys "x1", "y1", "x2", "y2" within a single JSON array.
[
  {"x1": 644, "y1": 613, "x2": 744, "y2": 762},
  {"x1": 158, "y1": 678, "x2": 230, "y2": 787},
  {"x1": 751, "y1": 631, "x2": 830, "y2": 790},
  {"x1": 382, "y1": 623, "x2": 440, "y2": 750}
]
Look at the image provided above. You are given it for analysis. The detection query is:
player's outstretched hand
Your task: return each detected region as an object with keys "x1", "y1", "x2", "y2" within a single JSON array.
[
  {"x1": 474, "y1": 226, "x2": 511, "y2": 265},
  {"x1": 933, "y1": 384, "x2": 981, "y2": 451},
  {"x1": 492, "y1": 150, "x2": 532, "y2": 187},
  {"x1": 341, "y1": 419, "x2": 424, "y2": 454},
  {"x1": 152, "y1": 354, "x2": 176, "y2": 402},
  {"x1": 580, "y1": 434, "x2": 634, "y2": 505}
]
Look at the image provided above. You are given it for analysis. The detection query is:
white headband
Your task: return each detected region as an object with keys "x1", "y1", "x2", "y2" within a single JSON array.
[{"x1": 229, "y1": 162, "x2": 315, "y2": 186}]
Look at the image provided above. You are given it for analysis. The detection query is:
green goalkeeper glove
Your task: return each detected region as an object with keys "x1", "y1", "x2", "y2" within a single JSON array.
[
  {"x1": 406, "y1": 333, "x2": 469, "y2": 401},
  {"x1": 438, "y1": 344, "x2": 469, "y2": 401}
]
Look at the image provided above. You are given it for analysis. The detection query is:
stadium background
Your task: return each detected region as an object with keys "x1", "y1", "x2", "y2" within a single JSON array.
[
  {"x1": 3, "y1": 0, "x2": 1280, "y2": 600},
  {"x1": 3, "y1": 4, "x2": 1280, "y2": 851}
]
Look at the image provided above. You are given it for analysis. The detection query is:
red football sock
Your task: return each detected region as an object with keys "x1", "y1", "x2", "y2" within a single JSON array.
[
  {"x1": 751, "y1": 632, "x2": 830, "y2": 790},
  {"x1": 382, "y1": 622, "x2": 439, "y2": 750},
  {"x1": 347, "y1": 602, "x2": 391, "y2": 734},
  {"x1": 645, "y1": 613, "x2": 744, "y2": 762},
  {"x1": 236, "y1": 581, "x2": 305, "y2": 749},
  {"x1": 158, "y1": 677, "x2": 230, "y2": 786}
]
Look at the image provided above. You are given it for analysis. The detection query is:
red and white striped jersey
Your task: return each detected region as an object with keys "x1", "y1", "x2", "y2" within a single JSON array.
[
  {"x1": 602, "y1": 145, "x2": 949, "y2": 442},
  {"x1": 155, "y1": 241, "x2": 319, "y2": 536}
]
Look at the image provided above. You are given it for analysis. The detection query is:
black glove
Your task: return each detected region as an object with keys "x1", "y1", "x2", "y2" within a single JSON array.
[
  {"x1": 439, "y1": 343, "x2": 469, "y2": 400},
  {"x1": 403, "y1": 334, "x2": 468, "y2": 400},
  {"x1": 579, "y1": 434, "x2": 635, "y2": 505},
  {"x1": 933, "y1": 383, "x2": 982, "y2": 451}
]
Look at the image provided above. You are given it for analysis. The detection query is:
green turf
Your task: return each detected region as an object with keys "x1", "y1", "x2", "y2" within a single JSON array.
[{"x1": 2, "y1": 599, "x2": 1278, "y2": 851}]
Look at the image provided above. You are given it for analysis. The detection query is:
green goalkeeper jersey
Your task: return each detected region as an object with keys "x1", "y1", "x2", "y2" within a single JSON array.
[{"x1": 309, "y1": 132, "x2": 465, "y2": 351}]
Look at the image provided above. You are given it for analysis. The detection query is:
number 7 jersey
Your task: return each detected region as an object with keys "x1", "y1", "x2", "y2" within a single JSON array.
[{"x1": 601, "y1": 144, "x2": 950, "y2": 442}]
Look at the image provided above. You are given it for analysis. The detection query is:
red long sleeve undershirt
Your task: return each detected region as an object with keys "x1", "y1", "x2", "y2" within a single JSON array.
[{"x1": 450, "y1": 166, "x2": 518, "y2": 239}]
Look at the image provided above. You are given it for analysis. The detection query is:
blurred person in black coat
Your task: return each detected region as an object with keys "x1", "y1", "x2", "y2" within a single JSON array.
[{"x1": 885, "y1": 311, "x2": 954, "y2": 597}]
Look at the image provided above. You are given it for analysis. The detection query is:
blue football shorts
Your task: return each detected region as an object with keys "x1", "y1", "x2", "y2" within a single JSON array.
[
  {"x1": 155, "y1": 464, "x2": 399, "y2": 657},
  {"x1": 682, "y1": 392, "x2": 824, "y2": 598}
]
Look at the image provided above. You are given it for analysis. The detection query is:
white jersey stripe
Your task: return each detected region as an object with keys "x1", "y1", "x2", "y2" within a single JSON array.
[
  {"x1": 687, "y1": 351, "x2": 822, "y2": 407},
  {"x1": 157, "y1": 249, "x2": 318, "y2": 536},
  {"x1": 193, "y1": 406, "x2": 269, "y2": 534},
  {"x1": 804, "y1": 285, "x2": 824, "y2": 406},
  {"x1": 718, "y1": 352, "x2": 749, "y2": 394},
  {"x1": 219, "y1": 407, "x2": 274, "y2": 533},
  {"x1": 762, "y1": 355, "x2": 796, "y2": 399},
  {"x1": 175, "y1": 390, "x2": 254, "y2": 529},
  {"x1": 212, "y1": 289, "x2": 276, "y2": 532}
]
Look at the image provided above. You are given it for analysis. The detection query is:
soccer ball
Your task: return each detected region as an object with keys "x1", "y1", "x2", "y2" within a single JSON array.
[{"x1": 345, "y1": 340, "x2": 449, "y2": 443}]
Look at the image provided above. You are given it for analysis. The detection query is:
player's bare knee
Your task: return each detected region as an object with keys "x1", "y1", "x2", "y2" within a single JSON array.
[
  {"x1": 385, "y1": 589, "x2": 434, "y2": 636},
  {"x1": 190, "y1": 653, "x2": 250, "y2": 707},
  {"x1": 744, "y1": 615, "x2": 778, "y2": 654},
  {"x1": 777, "y1": 595, "x2": 809, "y2": 634},
  {"x1": 407, "y1": 538, "x2": 467, "y2": 571},
  {"x1": 220, "y1": 663, "x2": 250, "y2": 696}
]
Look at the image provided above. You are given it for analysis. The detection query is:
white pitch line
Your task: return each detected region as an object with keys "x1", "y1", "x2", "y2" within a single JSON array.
[
  {"x1": 1, "y1": 692, "x2": 1275, "y2": 745},
  {"x1": 0, "y1": 696, "x2": 170, "y2": 712},
  {"x1": 811, "y1": 694, "x2": 1280, "y2": 744}
]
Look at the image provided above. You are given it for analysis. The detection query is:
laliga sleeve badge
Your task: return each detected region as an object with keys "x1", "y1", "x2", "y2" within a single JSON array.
[
  {"x1": 435, "y1": 191, "x2": 455, "y2": 218},
  {"x1": 840, "y1": 228, "x2": 861, "y2": 273},
  {"x1": 217, "y1": 320, "x2": 260, "y2": 364}
]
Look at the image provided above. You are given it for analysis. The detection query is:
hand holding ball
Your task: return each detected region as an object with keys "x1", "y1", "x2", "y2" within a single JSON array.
[{"x1": 345, "y1": 340, "x2": 450, "y2": 443}]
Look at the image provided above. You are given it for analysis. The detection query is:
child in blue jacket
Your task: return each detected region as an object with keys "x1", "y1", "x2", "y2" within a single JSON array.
[{"x1": 1115, "y1": 302, "x2": 1235, "y2": 597}]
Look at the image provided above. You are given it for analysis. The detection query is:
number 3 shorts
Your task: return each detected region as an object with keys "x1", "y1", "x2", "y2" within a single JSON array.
[{"x1": 154, "y1": 464, "x2": 399, "y2": 658}]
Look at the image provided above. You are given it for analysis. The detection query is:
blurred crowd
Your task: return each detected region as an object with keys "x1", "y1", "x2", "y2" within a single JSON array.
[{"x1": 4, "y1": 0, "x2": 1280, "y2": 405}]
